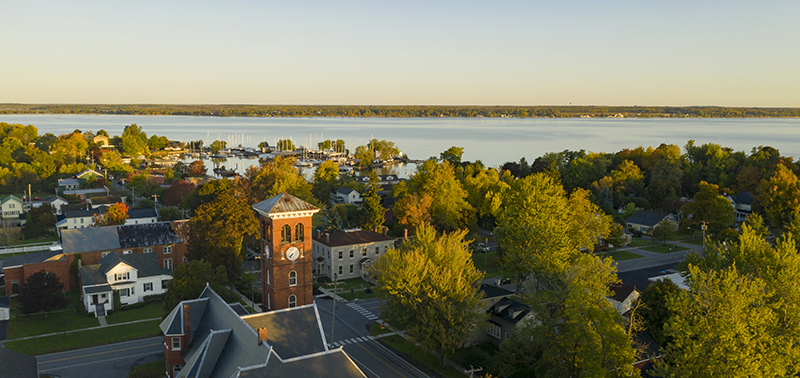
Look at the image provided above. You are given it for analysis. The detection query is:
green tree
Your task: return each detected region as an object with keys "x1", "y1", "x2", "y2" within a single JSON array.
[
  {"x1": 373, "y1": 224, "x2": 484, "y2": 367},
  {"x1": 638, "y1": 278, "x2": 681, "y2": 345},
  {"x1": 121, "y1": 124, "x2": 148, "y2": 157},
  {"x1": 439, "y1": 146, "x2": 464, "y2": 166},
  {"x1": 159, "y1": 206, "x2": 182, "y2": 221},
  {"x1": 604, "y1": 223, "x2": 628, "y2": 248},
  {"x1": 405, "y1": 159, "x2": 475, "y2": 232},
  {"x1": 311, "y1": 160, "x2": 339, "y2": 203},
  {"x1": 188, "y1": 192, "x2": 259, "y2": 280},
  {"x1": 757, "y1": 163, "x2": 800, "y2": 229},
  {"x1": 246, "y1": 157, "x2": 315, "y2": 204},
  {"x1": 210, "y1": 140, "x2": 227, "y2": 153},
  {"x1": 679, "y1": 181, "x2": 734, "y2": 235},
  {"x1": 743, "y1": 213, "x2": 769, "y2": 240},
  {"x1": 20, "y1": 271, "x2": 69, "y2": 314},
  {"x1": 163, "y1": 260, "x2": 237, "y2": 315},
  {"x1": 22, "y1": 203, "x2": 57, "y2": 238},
  {"x1": 361, "y1": 170, "x2": 385, "y2": 231},
  {"x1": 147, "y1": 135, "x2": 168, "y2": 150},
  {"x1": 651, "y1": 221, "x2": 677, "y2": 244}
]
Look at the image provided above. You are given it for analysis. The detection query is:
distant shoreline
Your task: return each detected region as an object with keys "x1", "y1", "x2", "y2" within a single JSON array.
[{"x1": 1, "y1": 104, "x2": 799, "y2": 118}]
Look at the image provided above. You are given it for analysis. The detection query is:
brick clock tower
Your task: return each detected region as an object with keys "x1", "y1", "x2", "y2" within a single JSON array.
[{"x1": 252, "y1": 193, "x2": 319, "y2": 311}]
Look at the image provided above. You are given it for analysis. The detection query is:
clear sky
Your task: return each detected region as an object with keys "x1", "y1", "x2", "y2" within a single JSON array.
[{"x1": 2, "y1": 1, "x2": 798, "y2": 106}]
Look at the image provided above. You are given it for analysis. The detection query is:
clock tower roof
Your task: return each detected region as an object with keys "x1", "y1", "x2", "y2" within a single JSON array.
[{"x1": 252, "y1": 193, "x2": 319, "y2": 218}]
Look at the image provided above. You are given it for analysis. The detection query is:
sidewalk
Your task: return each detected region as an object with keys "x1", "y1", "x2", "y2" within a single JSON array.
[
  {"x1": 231, "y1": 286, "x2": 262, "y2": 313},
  {"x1": 0, "y1": 317, "x2": 160, "y2": 347},
  {"x1": 317, "y1": 286, "x2": 347, "y2": 302}
]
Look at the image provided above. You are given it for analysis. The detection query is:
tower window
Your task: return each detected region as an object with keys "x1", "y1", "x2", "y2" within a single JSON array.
[
  {"x1": 289, "y1": 270, "x2": 297, "y2": 286},
  {"x1": 295, "y1": 223, "x2": 304, "y2": 242},
  {"x1": 281, "y1": 224, "x2": 291, "y2": 243},
  {"x1": 288, "y1": 294, "x2": 297, "y2": 308}
]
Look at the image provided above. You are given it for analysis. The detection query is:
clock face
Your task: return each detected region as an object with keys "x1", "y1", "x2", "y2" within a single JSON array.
[
  {"x1": 264, "y1": 245, "x2": 270, "y2": 258},
  {"x1": 286, "y1": 247, "x2": 300, "y2": 261}
]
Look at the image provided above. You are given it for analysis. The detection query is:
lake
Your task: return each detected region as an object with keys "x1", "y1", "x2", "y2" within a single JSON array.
[{"x1": 1, "y1": 115, "x2": 799, "y2": 171}]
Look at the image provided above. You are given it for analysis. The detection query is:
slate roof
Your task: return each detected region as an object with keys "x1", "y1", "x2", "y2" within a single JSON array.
[
  {"x1": 489, "y1": 298, "x2": 531, "y2": 324},
  {"x1": 84, "y1": 284, "x2": 113, "y2": 294},
  {"x1": 241, "y1": 305, "x2": 327, "y2": 359},
  {"x1": 61, "y1": 221, "x2": 189, "y2": 254},
  {"x1": 2, "y1": 250, "x2": 62, "y2": 269},
  {"x1": 730, "y1": 191, "x2": 754, "y2": 205},
  {"x1": 313, "y1": 229, "x2": 394, "y2": 247},
  {"x1": 239, "y1": 349, "x2": 366, "y2": 378},
  {"x1": 480, "y1": 283, "x2": 513, "y2": 300},
  {"x1": 63, "y1": 207, "x2": 104, "y2": 219},
  {"x1": 608, "y1": 282, "x2": 639, "y2": 303},
  {"x1": 0, "y1": 348, "x2": 38, "y2": 378},
  {"x1": 229, "y1": 302, "x2": 250, "y2": 316},
  {"x1": 45, "y1": 195, "x2": 67, "y2": 203},
  {"x1": 128, "y1": 208, "x2": 158, "y2": 219},
  {"x1": 80, "y1": 252, "x2": 170, "y2": 286},
  {"x1": 625, "y1": 210, "x2": 671, "y2": 228},
  {"x1": 252, "y1": 193, "x2": 319, "y2": 216},
  {"x1": 89, "y1": 195, "x2": 123, "y2": 206}
]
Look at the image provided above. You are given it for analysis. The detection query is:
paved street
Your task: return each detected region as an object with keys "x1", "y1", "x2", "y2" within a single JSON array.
[
  {"x1": 612, "y1": 240, "x2": 703, "y2": 273},
  {"x1": 316, "y1": 297, "x2": 431, "y2": 378},
  {"x1": 37, "y1": 337, "x2": 163, "y2": 378}
]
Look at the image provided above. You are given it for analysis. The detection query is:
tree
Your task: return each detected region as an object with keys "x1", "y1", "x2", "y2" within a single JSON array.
[
  {"x1": 210, "y1": 140, "x2": 227, "y2": 153},
  {"x1": 163, "y1": 180, "x2": 196, "y2": 207},
  {"x1": 163, "y1": 260, "x2": 237, "y2": 314},
  {"x1": 188, "y1": 192, "x2": 259, "y2": 280},
  {"x1": 159, "y1": 206, "x2": 182, "y2": 221},
  {"x1": 651, "y1": 221, "x2": 677, "y2": 244},
  {"x1": 147, "y1": 135, "x2": 168, "y2": 150},
  {"x1": 393, "y1": 193, "x2": 434, "y2": 234},
  {"x1": 121, "y1": 124, "x2": 148, "y2": 157},
  {"x1": 373, "y1": 224, "x2": 484, "y2": 367},
  {"x1": 311, "y1": 160, "x2": 339, "y2": 203},
  {"x1": 757, "y1": 163, "x2": 800, "y2": 229},
  {"x1": 188, "y1": 160, "x2": 207, "y2": 176},
  {"x1": 0, "y1": 221, "x2": 22, "y2": 246},
  {"x1": 93, "y1": 202, "x2": 129, "y2": 226},
  {"x1": 246, "y1": 157, "x2": 315, "y2": 204},
  {"x1": 23, "y1": 203, "x2": 57, "y2": 238},
  {"x1": 361, "y1": 170, "x2": 385, "y2": 231},
  {"x1": 405, "y1": 159, "x2": 475, "y2": 232},
  {"x1": 20, "y1": 271, "x2": 69, "y2": 314},
  {"x1": 638, "y1": 278, "x2": 681, "y2": 345},
  {"x1": 440, "y1": 146, "x2": 464, "y2": 166},
  {"x1": 604, "y1": 223, "x2": 628, "y2": 248},
  {"x1": 679, "y1": 181, "x2": 734, "y2": 235},
  {"x1": 494, "y1": 173, "x2": 611, "y2": 290}
]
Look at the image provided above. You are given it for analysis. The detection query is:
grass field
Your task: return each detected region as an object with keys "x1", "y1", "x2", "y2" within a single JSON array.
[
  {"x1": 5, "y1": 319, "x2": 162, "y2": 356},
  {"x1": 339, "y1": 289, "x2": 377, "y2": 301},
  {"x1": 597, "y1": 250, "x2": 644, "y2": 261},
  {"x1": 369, "y1": 321, "x2": 393, "y2": 336},
  {"x1": 8, "y1": 310, "x2": 100, "y2": 339},
  {"x1": 642, "y1": 244, "x2": 690, "y2": 254},
  {"x1": 130, "y1": 359, "x2": 165, "y2": 378},
  {"x1": 472, "y1": 250, "x2": 500, "y2": 271},
  {"x1": 107, "y1": 302, "x2": 164, "y2": 325},
  {"x1": 379, "y1": 336, "x2": 464, "y2": 378},
  {"x1": 628, "y1": 237, "x2": 656, "y2": 247}
]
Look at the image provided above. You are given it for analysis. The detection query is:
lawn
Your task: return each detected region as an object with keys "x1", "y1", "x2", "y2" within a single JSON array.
[
  {"x1": 642, "y1": 244, "x2": 689, "y2": 254},
  {"x1": 322, "y1": 277, "x2": 373, "y2": 292},
  {"x1": 380, "y1": 336, "x2": 465, "y2": 378},
  {"x1": 628, "y1": 237, "x2": 655, "y2": 247},
  {"x1": 8, "y1": 310, "x2": 100, "y2": 339},
  {"x1": 106, "y1": 302, "x2": 164, "y2": 325},
  {"x1": 472, "y1": 250, "x2": 500, "y2": 271},
  {"x1": 597, "y1": 250, "x2": 644, "y2": 261},
  {"x1": 369, "y1": 321, "x2": 393, "y2": 336},
  {"x1": 450, "y1": 342, "x2": 498, "y2": 370},
  {"x1": 339, "y1": 289, "x2": 377, "y2": 301},
  {"x1": 130, "y1": 358, "x2": 165, "y2": 378},
  {"x1": 8, "y1": 235, "x2": 60, "y2": 247},
  {"x1": 5, "y1": 319, "x2": 162, "y2": 355}
]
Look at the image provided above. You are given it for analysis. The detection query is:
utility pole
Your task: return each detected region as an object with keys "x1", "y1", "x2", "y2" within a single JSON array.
[
  {"x1": 151, "y1": 194, "x2": 159, "y2": 208},
  {"x1": 701, "y1": 221, "x2": 708, "y2": 250},
  {"x1": 464, "y1": 366, "x2": 483, "y2": 378},
  {"x1": 325, "y1": 274, "x2": 341, "y2": 344}
]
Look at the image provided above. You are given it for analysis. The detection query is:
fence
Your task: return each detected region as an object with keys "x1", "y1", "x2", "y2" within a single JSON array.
[{"x1": 0, "y1": 242, "x2": 61, "y2": 256}]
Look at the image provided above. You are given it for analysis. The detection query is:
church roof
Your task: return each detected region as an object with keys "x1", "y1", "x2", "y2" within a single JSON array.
[{"x1": 252, "y1": 193, "x2": 319, "y2": 217}]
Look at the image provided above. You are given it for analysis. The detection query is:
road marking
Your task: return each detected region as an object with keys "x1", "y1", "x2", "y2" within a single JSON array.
[
  {"x1": 39, "y1": 342, "x2": 162, "y2": 364},
  {"x1": 39, "y1": 351, "x2": 162, "y2": 372}
]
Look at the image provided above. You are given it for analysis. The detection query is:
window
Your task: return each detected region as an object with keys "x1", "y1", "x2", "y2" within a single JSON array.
[
  {"x1": 143, "y1": 248, "x2": 153, "y2": 253},
  {"x1": 163, "y1": 246, "x2": 172, "y2": 254},
  {"x1": 267, "y1": 293, "x2": 271, "y2": 310},
  {"x1": 281, "y1": 224, "x2": 291, "y2": 243},
  {"x1": 338, "y1": 266, "x2": 343, "y2": 275},
  {"x1": 114, "y1": 272, "x2": 130, "y2": 281},
  {"x1": 362, "y1": 248, "x2": 366, "y2": 256},
  {"x1": 338, "y1": 251, "x2": 343, "y2": 260},
  {"x1": 171, "y1": 337, "x2": 181, "y2": 350},
  {"x1": 349, "y1": 250, "x2": 354, "y2": 258},
  {"x1": 119, "y1": 288, "x2": 130, "y2": 297},
  {"x1": 123, "y1": 250, "x2": 132, "y2": 255},
  {"x1": 349, "y1": 264, "x2": 354, "y2": 274},
  {"x1": 295, "y1": 223, "x2": 304, "y2": 242},
  {"x1": 102, "y1": 252, "x2": 110, "y2": 257},
  {"x1": 488, "y1": 323, "x2": 502, "y2": 339},
  {"x1": 288, "y1": 295, "x2": 297, "y2": 308},
  {"x1": 161, "y1": 280, "x2": 169, "y2": 290},
  {"x1": 11, "y1": 281, "x2": 19, "y2": 295},
  {"x1": 183, "y1": 257, "x2": 187, "y2": 263},
  {"x1": 174, "y1": 365, "x2": 182, "y2": 374},
  {"x1": 164, "y1": 258, "x2": 173, "y2": 271},
  {"x1": 327, "y1": 250, "x2": 330, "y2": 259},
  {"x1": 143, "y1": 282, "x2": 153, "y2": 292},
  {"x1": 505, "y1": 331, "x2": 511, "y2": 340},
  {"x1": 289, "y1": 271, "x2": 297, "y2": 286},
  {"x1": 266, "y1": 270, "x2": 270, "y2": 285},
  {"x1": 81, "y1": 218, "x2": 84, "y2": 224},
  {"x1": 375, "y1": 247, "x2": 379, "y2": 254}
]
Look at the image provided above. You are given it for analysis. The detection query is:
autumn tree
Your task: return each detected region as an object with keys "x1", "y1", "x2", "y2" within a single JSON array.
[
  {"x1": 393, "y1": 193, "x2": 433, "y2": 234},
  {"x1": 188, "y1": 160, "x2": 207, "y2": 176},
  {"x1": 404, "y1": 159, "x2": 475, "y2": 232},
  {"x1": 93, "y1": 202, "x2": 129, "y2": 227},
  {"x1": 246, "y1": 156, "x2": 315, "y2": 204},
  {"x1": 163, "y1": 180, "x2": 196, "y2": 207},
  {"x1": 20, "y1": 271, "x2": 69, "y2": 314},
  {"x1": 757, "y1": 163, "x2": 800, "y2": 229},
  {"x1": 188, "y1": 192, "x2": 259, "y2": 280},
  {"x1": 163, "y1": 260, "x2": 239, "y2": 315},
  {"x1": 374, "y1": 224, "x2": 484, "y2": 367}
]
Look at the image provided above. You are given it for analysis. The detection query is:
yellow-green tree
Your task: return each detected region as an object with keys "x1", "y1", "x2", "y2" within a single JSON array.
[
  {"x1": 757, "y1": 163, "x2": 800, "y2": 229},
  {"x1": 246, "y1": 157, "x2": 315, "y2": 204},
  {"x1": 404, "y1": 159, "x2": 476, "y2": 232},
  {"x1": 374, "y1": 224, "x2": 484, "y2": 367},
  {"x1": 679, "y1": 181, "x2": 734, "y2": 234}
]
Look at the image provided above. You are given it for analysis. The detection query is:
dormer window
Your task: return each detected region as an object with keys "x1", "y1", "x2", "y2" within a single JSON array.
[{"x1": 114, "y1": 272, "x2": 130, "y2": 281}]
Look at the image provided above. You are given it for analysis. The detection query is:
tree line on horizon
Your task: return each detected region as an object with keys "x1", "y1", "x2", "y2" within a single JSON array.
[{"x1": 1, "y1": 103, "x2": 799, "y2": 118}]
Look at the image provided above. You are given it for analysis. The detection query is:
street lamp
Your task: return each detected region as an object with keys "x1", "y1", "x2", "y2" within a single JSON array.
[{"x1": 701, "y1": 222, "x2": 708, "y2": 250}]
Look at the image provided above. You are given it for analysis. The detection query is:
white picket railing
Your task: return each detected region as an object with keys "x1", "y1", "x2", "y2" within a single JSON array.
[{"x1": 0, "y1": 242, "x2": 61, "y2": 256}]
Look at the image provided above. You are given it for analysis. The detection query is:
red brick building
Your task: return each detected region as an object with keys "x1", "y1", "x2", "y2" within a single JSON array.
[{"x1": 252, "y1": 193, "x2": 319, "y2": 311}]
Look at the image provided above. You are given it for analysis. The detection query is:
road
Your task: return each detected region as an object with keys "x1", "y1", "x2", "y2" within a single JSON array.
[
  {"x1": 37, "y1": 337, "x2": 163, "y2": 378},
  {"x1": 316, "y1": 297, "x2": 431, "y2": 378}
]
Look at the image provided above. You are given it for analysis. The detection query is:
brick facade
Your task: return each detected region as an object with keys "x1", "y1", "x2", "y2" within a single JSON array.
[{"x1": 260, "y1": 213, "x2": 314, "y2": 311}]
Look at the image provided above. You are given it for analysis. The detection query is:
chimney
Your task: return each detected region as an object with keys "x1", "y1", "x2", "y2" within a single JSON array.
[
  {"x1": 383, "y1": 227, "x2": 388, "y2": 236},
  {"x1": 317, "y1": 229, "x2": 321, "y2": 238},
  {"x1": 258, "y1": 327, "x2": 268, "y2": 345},
  {"x1": 404, "y1": 228, "x2": 408, "y2": 239},
  {"x1": 183, "y1": 304, "x2": 191, "y2": 346},
  {"x1": 326, "y1": 233, "x2": 330, "y2": 243}
]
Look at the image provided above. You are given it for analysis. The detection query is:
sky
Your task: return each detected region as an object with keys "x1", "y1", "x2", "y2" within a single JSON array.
[{"x1": 2, "y1": 1, "x2": 799, "y2": 106}]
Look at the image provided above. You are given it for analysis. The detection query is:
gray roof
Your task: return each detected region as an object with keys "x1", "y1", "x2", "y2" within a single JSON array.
[
  {"x1": 625, "y1": 210, "x2": 670, "y2": 228},
  {"x1": 160, "y1": 297, "x2": 209, "y2": 336},
  {"x1": 313, "y1": 229, "x2": 395, "y2": 247},
  {"x1": 336, "y1": 187, "x2": 357, "y2": 195},
  {"x1": 490, "y1": 298, "x2": 532, "y2": 324},
  {"x1": 229, "y1": 302, "x2": 250, "y2": 316},
  {"x1": 241, "y1": 305, "x2": 327, "y2": 359},
  {"x1": 84, "y1": 284, "x2": 113, "y2": 294},
  {"x1": 80, "y1": 252, "x2": 171, "y2": 286},
  {"x1": 252, "y1": 193, "x2": 319, "y2": 216},
  {"x1": 0, "y1": 349, "x2": 38, "y2": 378},
  {"x1": 62, "y1": 226, "x2": 121, "y2": 253},
  {"x1": 128, "y1": 208, "x2": 158, "y2": 219},
  {"x1": 61, "y1": 221, "x2": 189, "y2": 254},
  {"x1": 730, "y1": 191, "x2": 754, "y2": 205},
  {"x1": 63, "y1": 207, "x2": 104, "y2": 219},
  {"x1": 2, "y1": 250, "x2": 62, "y2": 269},
  {"x1": 89, "y1": 195, "x2": 123, "y2": 206},
  {"x1": 58, "y1": 178, "x2": 80, "y2": 186},
  {"x1": 608, "y1": 282, "x2": 639, "y2": 302},
  {"x1": 240, "y1": 349, "x2": 366, "y2": 378},
  {"x1": 480, "y1": 283, "x2": 513, "y2": 300}
]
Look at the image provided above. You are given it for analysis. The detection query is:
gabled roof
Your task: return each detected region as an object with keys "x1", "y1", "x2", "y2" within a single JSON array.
[
  {"x1": 45, "y1": 195, "x2": 67, "y2": 203},
  {"x1": 730, "y1": 191, "x2": 754, "y2": 205},
  {"x1": 480, "y1": 283, "x2": 514, "y2": 300},
  {"x1": 61, "y1": 226, "x2": 121, "y2": 253},
  {"x1": 336, "y1": 187, "x2": 358, "y2": 195},
  {"x1": 0, "y1": 195, "x2": 22, "y2": 205},
  {"x1": 2, "y1": 250, "x2": 63, "y2": 269},
  {"x1": 625, "y1": 210, "x2": 671, "y2": 228},
  {"x1": 75, "y1": 169, "x2": 104, "y2": 179},
  {"x1": 61, "y1": 221, "x2": 189, "y2": 254},
  {"x1": 88, "y1": 196, "x2": 123, "y2": 206},
  {"x1": 313, "y1": 229, "x2": 394, "y2": 247},
  {"x1": 58, "y1": 178, "x2": 80, "y2": 186},
  {"x1": 80, "y1": 252, "x2": 170, "y2": 286},
  {"x1": 63, "y1": 207, "x2": 104, "y2": 219},
  {"x1": 608, "y1": 282, "x2": 639, "y2": 303},
  {"x1": 252, "y1": 193, "x2": 319, "y2": 217},
  {"x1": 128, "y1": 208, "x2": 158, "y2": 219},
  {"x1": 489, "y1": 298, "x2": 531, "y2": 324}
]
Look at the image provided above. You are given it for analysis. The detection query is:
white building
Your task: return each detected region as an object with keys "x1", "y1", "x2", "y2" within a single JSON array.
[
  {"x1": 334, "y1": 187, "x2": 362, "y2": 204},
  {"x1": 79, "y1": 252, "x2": 172, "y2": 316},
  {"x1": 312, "y1": 229, "x2": 395, "y2": 281},
  {"x1": 0, "y1": 195, "x2": 23, "y2": 220},
  {"x1": 126, "y1": 208, "x2": 158, "y2": 225}
]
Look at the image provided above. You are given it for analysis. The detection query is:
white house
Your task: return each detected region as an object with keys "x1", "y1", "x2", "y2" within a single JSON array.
[
  {"x1": 1, "y1": 195, "x2": 23, "y2": 220},
  {"x1": 606, "y1": 283, "x2": 641, "y2": 315},
  {"x1": 126, "y1": 208, "x2": 158, "y2": 225},
  {"x1": 79, "y1": 252, "x2": 172, "y2": 316},
  {"x1": 56, "y1": 207, "x2": 103, "y2": 232},
  {"x1": 334, "y1": 187, "x2": 362, "y2": 204},
  {"x1": 312, "y1": 229, "x2": 395, "y2": 281}
]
